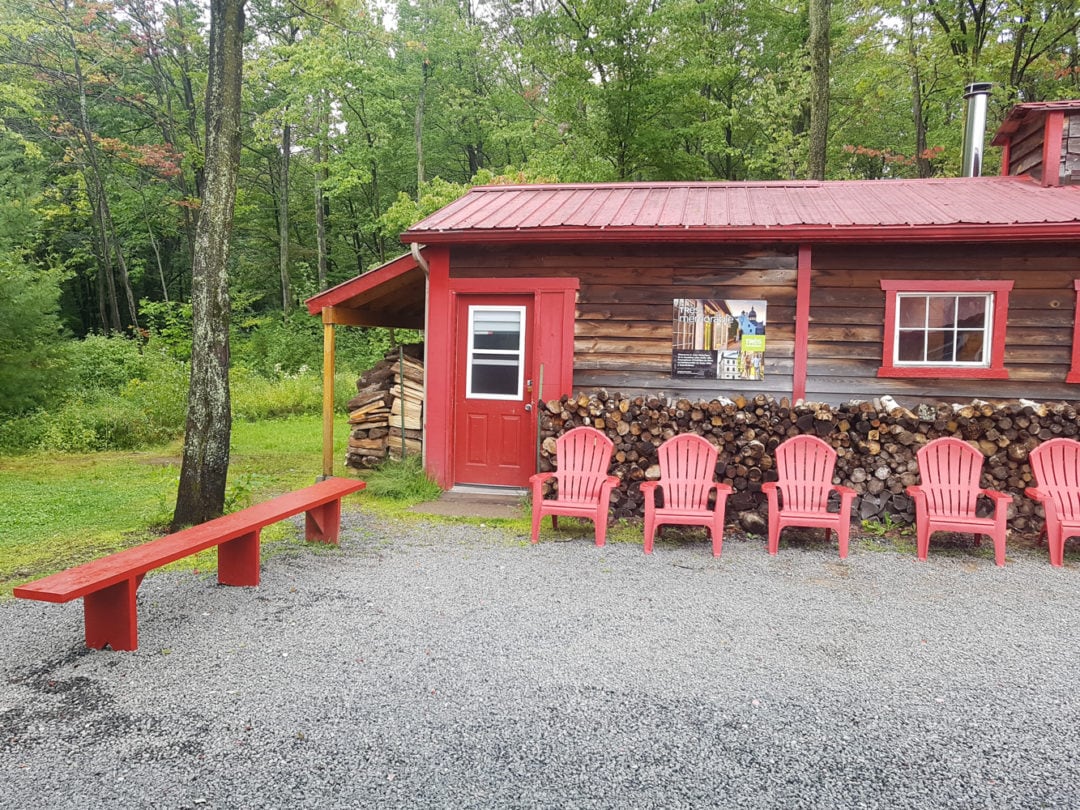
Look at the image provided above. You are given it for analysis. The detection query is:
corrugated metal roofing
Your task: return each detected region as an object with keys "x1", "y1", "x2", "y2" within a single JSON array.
[{"x1": 403, "y1": 177, "x2": 1080, "y2": 244}]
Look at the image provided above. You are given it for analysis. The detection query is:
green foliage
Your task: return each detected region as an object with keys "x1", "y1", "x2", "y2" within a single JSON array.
[
  {"x1": 139, "y1": 300, "x2": 194, "y2": 361},
  {"x1": 0, "y1": 256, "x2": 68, "y2": 416},
  {"x1": 380, "y1": 177, "x2": 472, "y2": 237},
  {"x1": 360, "y1": 455, "x2": 442, "y2": 502},
  {"x1": 65, "y1": 334, "x2": 149, "y2": 392},
  {"x1": 860, "y1": 512, "x2": 912, "y2": 537}
]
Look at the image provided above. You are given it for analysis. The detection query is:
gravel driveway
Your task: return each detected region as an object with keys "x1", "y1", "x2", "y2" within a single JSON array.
[{"x1": 2, "y1": 510, "x2": 1079, "y2": 809}]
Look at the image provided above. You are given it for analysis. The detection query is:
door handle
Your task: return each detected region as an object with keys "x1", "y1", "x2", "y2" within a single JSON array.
[{"x1": 524, "y1": 403, "x2": 533, "y2": 412}]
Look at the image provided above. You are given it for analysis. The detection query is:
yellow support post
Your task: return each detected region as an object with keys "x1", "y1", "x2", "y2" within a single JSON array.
[{"x1": 321, "y1": 313, "x2": 336, "y2": 479}]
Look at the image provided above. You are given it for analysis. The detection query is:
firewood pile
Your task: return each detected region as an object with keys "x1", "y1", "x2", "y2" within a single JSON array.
[
  {"x1": 345, "y1": 348, "x2": 424, "y2": 470},
  {"x1": 538, "y1": 390, "x2": 1080, "y2": 534}
]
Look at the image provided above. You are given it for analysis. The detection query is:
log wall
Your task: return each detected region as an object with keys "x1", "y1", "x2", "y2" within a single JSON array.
[
  {"x1": 450, "y1": 241, "x2": 1080, "y2": 407},
  {"x1": 538, "y1": 390, "x2": 1079, "y2": 536},
  {"x1": 808, "y1": 243, "x2": 1080, "y2": 404},
  {"x1": 451, "y1": 244, "x2": 798, "y2": 397}
]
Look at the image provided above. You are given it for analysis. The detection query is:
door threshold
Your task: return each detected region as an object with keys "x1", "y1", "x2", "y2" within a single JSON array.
[{"x1": 449, "y1": 484, "x2": 528, "y2": 497}]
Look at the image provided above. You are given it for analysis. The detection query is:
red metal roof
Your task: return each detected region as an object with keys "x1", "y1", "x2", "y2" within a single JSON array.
[{"x1": 402, "y1": 176, "x2": 1080, "y2": 245}]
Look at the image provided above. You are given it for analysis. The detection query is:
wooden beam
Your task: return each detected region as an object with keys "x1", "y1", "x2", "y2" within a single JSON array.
[
  {"x1": 793, "y1": 245, "x2": 812, "y2": 401},
  {"x1": 1042, "y1": 111, "x2": 1065, "y2": 187},
  {"x1": 322, "y1": 319, "x2": 335, "y2": 478}
]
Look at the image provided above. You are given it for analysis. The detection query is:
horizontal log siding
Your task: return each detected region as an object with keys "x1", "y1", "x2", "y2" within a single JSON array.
[
  {"x1": 808, "y1": 243, "x2": 1080, "y2": 405},
  {"x1": 450, "y1": 244, "x2": 798, "y2": 399}
]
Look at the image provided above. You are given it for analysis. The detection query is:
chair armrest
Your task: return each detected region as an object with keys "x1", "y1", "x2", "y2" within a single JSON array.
[
  {"x1": 712, "y1": 483, "x2": 734, "y2": 495},
  {"x1": 1024, "y1": 487, "x2": 1048, "y2": 503},
  {"x1": 760, "y1": 482, "x2": 778, "y2": 494},
  {"x1": 983, "y1": 490, "x2": 1013, "y2": 504},
  {"x1": 833, "y1": 485, "x2": 857, "y2": 497},
  {"x1": 905, "y1": 485, "x2": 923, "y2": 498},
  {"x1": 639, "y1": 481, "x2": 659, "y2": 494},
  {"x1": 529, "y1": 472, "x2": 555, "y2": 485}
]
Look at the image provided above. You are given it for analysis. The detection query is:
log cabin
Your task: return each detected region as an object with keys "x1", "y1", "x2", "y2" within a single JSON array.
[{"x1": 307, "y1": 100, "x2": 1080, "y2": 491}]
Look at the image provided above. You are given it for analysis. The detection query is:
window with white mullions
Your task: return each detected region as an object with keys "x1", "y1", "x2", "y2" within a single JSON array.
[
  {"x1": 467, "y1": 306, "x2": 525, "y2": 399},
  {"x1": 895, "y1": 293, "x2": 991, "y2": 366},
  {"x1": 878, "y1": 279, "x2": 1012, "y2": 380}
]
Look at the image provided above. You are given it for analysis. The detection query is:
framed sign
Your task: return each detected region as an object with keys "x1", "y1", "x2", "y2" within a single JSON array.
[{"x1": 672, "y1": 298, "x2": 767, "y2": 381}]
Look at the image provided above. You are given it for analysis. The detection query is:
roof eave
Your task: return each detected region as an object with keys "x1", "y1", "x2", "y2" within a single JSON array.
[{"x1": 401, "y1": 222, "x2": 1080, "y2": 246}]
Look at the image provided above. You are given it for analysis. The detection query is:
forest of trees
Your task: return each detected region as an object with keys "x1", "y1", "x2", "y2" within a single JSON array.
[{"x1": 1, "y1": 0, "x2": 1077, "y2": 411}]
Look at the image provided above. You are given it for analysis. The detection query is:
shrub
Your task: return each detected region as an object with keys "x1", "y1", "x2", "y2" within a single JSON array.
[{"x1": 66, "y1": 334, "x2": 148, "y2": 392}]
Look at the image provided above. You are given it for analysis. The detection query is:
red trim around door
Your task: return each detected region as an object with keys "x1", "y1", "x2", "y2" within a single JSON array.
[{"x1": 425, "y1": 268, "x2": 579, "y2": 489}]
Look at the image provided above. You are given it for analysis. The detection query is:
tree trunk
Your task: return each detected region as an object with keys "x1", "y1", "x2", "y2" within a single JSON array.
[
  {"x1": 173, "y1": 0, "x2": 246, "y2": 530},
  {"x1": 807, "y1": 0, "x2": 831, "y2": 180},
  {"x1": 415, "y1": 58, "x2": 429, "y2": 190},
  {"x1": 314, "y1": 98, "x2": 329, "y2": 291},
  {"x1": 279, "y1": 120, "x2": 293, "y2": 312}
]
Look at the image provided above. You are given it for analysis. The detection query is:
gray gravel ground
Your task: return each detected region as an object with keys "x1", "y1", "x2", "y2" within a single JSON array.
[{"x1": 3, "y1": 510, "x2": 1080, "y2": 809}]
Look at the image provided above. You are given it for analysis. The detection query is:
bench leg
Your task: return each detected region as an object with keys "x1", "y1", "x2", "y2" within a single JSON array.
[
  {"x1": 305, "y1": 499, "x2": 342, "y2": 544},
  {"x1": 218, "y1": 530, "x2": 261, "y2": 586},
  {"x1": 84, "y1": 576, "x2": 140, "y2": 651}
]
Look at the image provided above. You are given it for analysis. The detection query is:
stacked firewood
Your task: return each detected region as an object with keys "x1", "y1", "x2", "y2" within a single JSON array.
[
  {"x1": 345, "y1": 348, "x2": 424, "y2": 469},
  {"x1": 538, "y1": 391, "x2": 1080, "y2": 534}
]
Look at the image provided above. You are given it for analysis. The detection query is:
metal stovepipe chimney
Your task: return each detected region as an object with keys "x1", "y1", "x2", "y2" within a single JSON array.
[{"x1": 961, "y1": 82, "x2": 993, "y2": 177}]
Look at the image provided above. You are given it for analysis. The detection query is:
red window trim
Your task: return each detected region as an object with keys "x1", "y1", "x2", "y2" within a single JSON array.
[
  {"x1": 878, "y1": 280, "x2": 1012, "y2": 380},
  {"x1": 1067, "y1": 280, "x2": 1080, "y2": 384}
]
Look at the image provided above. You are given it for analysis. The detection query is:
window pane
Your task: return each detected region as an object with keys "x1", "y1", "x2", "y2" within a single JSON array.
[
  {"x1": 956, "y1": 296, "x2": 988, "y2": 329},
  {"x1": 473, "y1": 311, "x2": 522, "y2": 351},
  {"x1": 897, "y1": 330, "x2": 925, "y2": 362},
  {"x1": 955, "y1": 330, "x2": 985, "y2": 363},
  {"x1": 926, "y1": 296, "x2": 957, "y2": 329},
  {"x1": 471, "y1": 355, "x2": 520, "y2": 396},
  {"x1": 924, "y1": 330, "x2": 954, "y2": 363},
  {"x1": 898, "y1": 296, "x2": 926, "y2": 328}
]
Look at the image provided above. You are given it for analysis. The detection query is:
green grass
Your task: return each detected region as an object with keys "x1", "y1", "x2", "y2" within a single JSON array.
[{"x1": 0, "y1": 415, "x2": 357, "y2": 597}]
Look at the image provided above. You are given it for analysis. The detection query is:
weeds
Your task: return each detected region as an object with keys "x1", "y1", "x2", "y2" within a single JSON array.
[{"x1": 360, "y1": 456, "x2": 442, "y2": 502}]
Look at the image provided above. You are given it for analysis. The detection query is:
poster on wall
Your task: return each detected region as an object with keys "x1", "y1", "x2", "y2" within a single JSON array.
[{"x1": 672, "y1": 298, "x2": 767, "y2": 381}]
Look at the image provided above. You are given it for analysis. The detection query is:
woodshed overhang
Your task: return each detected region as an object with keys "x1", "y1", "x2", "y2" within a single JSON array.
[
  {"x1": 991, "y1": 100, "x2": 1080, "y2": 146},
  {"x1": 400, "y1": 176, "x2": 1080, "y2": 246},
  {"x1": 305, "y1": 252, "x2": 426, "y2": 329}
]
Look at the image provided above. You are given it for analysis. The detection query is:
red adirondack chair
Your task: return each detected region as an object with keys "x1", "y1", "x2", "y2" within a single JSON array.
[
  {"x1": 907, "y1": 437, "x2": 1011, "y2": 566},
  {"x1": 762, "y1": 435, "x2": 857, "y2": 559},
  {"x1": 640, "y1": 433, "x2": 733, "y2": 557},
  {"x1": 530, "y1": 426, "x2": 619, "y2": 547},
  {"x1": 1027, "y1": 438, "x2": 1080, "y2": 567}
]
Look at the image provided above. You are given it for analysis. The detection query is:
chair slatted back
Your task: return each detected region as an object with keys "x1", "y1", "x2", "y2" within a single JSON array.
[
  {"x1": 554, "y1": 427, "x2": 615, "y2": 502},
  {"x1": 916, "y1": 437, "x2": 984, "y2": 518},
  {"x1": 1029, "y1": 439, "x2": 1080, "y2": 520},
  {"x1": 657, "y1": 433, "x2": 719, "y2": 511},
  {"x1": 775, "y1": 435, "x2": 838, "y2": 512}
]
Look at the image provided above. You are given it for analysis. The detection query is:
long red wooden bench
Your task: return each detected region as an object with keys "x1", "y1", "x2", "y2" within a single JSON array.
[{"x1": 13, "y1": 478, "x2": 366, "y2": 651}]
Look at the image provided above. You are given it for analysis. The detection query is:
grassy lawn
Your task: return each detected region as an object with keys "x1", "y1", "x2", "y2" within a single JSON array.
[{"x1": 0, "y1": 415, "x2": 356, "y2": 597}]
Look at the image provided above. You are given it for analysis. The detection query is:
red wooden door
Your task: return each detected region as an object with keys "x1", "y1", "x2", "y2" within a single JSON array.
[{"x1": 453, "y1": 295, "x2": 536, "y2": 486}]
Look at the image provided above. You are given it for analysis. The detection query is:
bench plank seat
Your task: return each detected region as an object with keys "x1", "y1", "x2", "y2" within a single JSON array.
[{"x1": 13, "y1": 477, "x2": 365, "y2": 651}]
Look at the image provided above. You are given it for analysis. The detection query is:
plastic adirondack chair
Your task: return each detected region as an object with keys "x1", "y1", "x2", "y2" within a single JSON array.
[
  {"x1": 640, "y1": 433, "x2": 733, "y2": 557},
  {"x1": 762, "y1": 435, "x2": 857, "y2": 559},
  {"x1": 907, "y1": 437, "x2": 1011, "y2": 566},
  {"x1": 530, "y1": 426, "x2": 619, "y2": 547},
  {"x1": 1026, "y1": 438, "x2": 1080, "y2": 567}
]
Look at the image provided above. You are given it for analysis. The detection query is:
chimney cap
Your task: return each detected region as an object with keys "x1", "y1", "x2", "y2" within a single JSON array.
[{"x1": 964, "y1": 82, "x2": 994, "y2": 98}]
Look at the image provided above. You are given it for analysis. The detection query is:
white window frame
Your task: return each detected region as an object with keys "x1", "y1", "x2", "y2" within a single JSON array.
[
  {"x1": 465, "y1": 305, "x2": 526, "y2": 401},
  {"x1": 892, "y1": 292, "x2": 994, "y2": 368}
]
